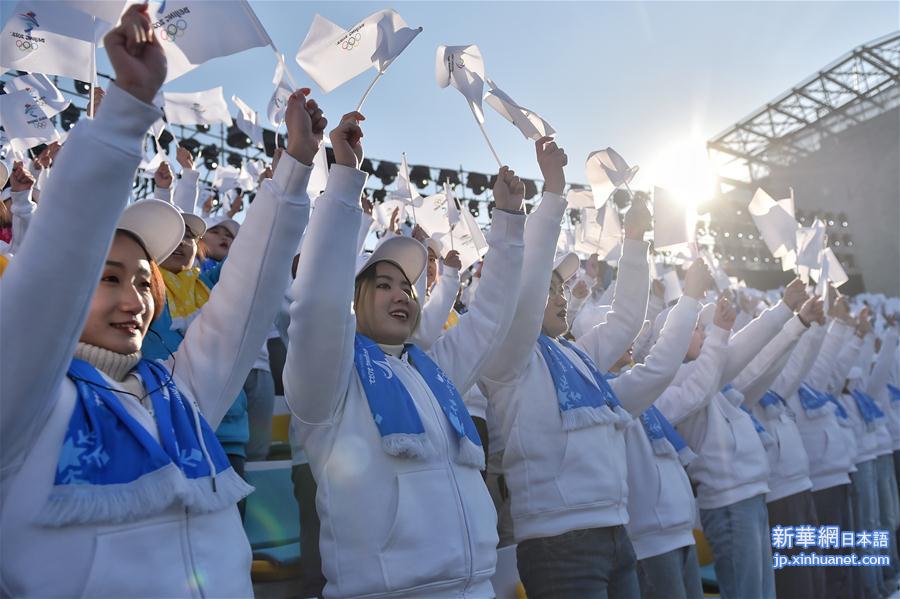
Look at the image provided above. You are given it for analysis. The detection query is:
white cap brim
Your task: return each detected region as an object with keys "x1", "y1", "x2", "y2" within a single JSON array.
[
  {"x1": 202, "y1": 214, "x2": 239, "y2": 238},
  {"x1": 553, "y1": 252, "x2": 580, "y2": 282},
  {"x1": 117, "y1": 200, "x2": 185, "y2": 264},
  {"x1": 355, "y1": 236, "x2": 427, "y2": 285}
]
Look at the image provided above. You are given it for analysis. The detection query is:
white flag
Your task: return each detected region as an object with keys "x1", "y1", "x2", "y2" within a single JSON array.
[
  {"x1": 66, "y1": 0, "x2": 127, "y2": 42},
  {"x1": 232, "y1": 95, "x2": 263, "y2": 147},
  {"x1": 435, "y1": 44, "x2": 486, "y2": 123},
  {"x1": 653, "y1": 186, "x2": 697, "y2": 251},
  {"x1": 390, "y1": 153, "x2": 422, "y2": 206},
  {"x1": 662, "y1": 269, "x2": 683, "y2": 304},
  {"x1": 445, "y1": 182, "x2": 460, "y2": 226},
  {"x1": 437, "y1": 207, "x2": 488, "y2": 271},
  {"x1": 295, "y1": 9, "x2": 421, "y2": 94},
  {"x1": 6, "y1": 72, "x2": 70, "y2": 117},
  {"x1": 373, "y1": 198, "x2": 407, "y2": 232},
  {"x1": 414, "y1": 192, "x2": 452, "y2": 239},
  {"x1": 0, "y1": 1, "x2": 105, "y2": 81},
  {"x1": 163, "y1": 87, "x2": 231, "y2": 126},
  {"x1": 307, "y1": 144, "x2": 329, "y2": 201},
  {"x1": 267, "y1": 54, "x2": 294, "y2": 127},
  {"x1": 139, "y1": 149, "x2": 165, "y2": 172},
  {"x1": 748, "y1": 188, "x2": 797, "y2": 261},
  {"x1": 144, "y1": 0, "x2": 271, "y2": 83},
  {"x1": 795, "y1": 218, "x2": 826, "y2": 270},
  {"x1": 484, "y1": 80, "x2": 555, "y2": 141},
  {"x1": 566, "y1": 189, "x2": 595, "y2": 209},
  {"x1": 0, "y1": 89, "x2": 60, "y2": 154},
  {"x1": 585, "y1": 148, "x2": 638, "y2": 209}
]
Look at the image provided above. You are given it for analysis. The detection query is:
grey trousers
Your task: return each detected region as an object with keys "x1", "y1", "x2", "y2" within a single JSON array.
[
  {"x1": 811, "y1": 483, "x2": 856, "y2": 599},
  {"x1": 636, "y1": 545, "x2": 703, "y2": 599},
  {"x1": 875, "y1": 454, "x2": 900, "y2": 583},
  {"x1": 851, "y1": 459, "x2": 882, "y2": 599}
]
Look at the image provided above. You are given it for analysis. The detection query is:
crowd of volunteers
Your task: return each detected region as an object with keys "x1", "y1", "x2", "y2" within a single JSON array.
[{"x1": 1, "y1": 6, "x2": 898, "y2": 599}]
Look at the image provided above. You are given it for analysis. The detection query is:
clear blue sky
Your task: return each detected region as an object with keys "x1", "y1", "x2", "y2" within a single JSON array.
[{"x1": 6, "y1": 1, "x2": 899, "y2": 187}]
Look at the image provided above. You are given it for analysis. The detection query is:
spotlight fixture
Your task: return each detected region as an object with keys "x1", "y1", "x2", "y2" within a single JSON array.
[
  {"x1": 179, "y1": 138, "x2": 201, "y2": 158},
  {"x1": 74, "y1": 80, "x2": 91, "y2": 95},
  {"x1": 226, "y1": 124, "x2": 252, "y2": 149},
  {"x1": 467, "y1": 173, "x2": 489, "y2": 195},
  {"x1": 157, "y1": 129, "x2": 174, "y2": 154},
  {"x1": 59, "y1": 104, "x2": 81, "y2": 131},
  {"x1": 196, "y1": 124, "x2": 211, "y2": 133},
  {"x1": 375, "y1": 161, "x2": 398, "y2": 186},
  {"x1": 360, "y1": 159, "x2": 376, "y2": 176},
  {"x1": 437, "y1": 169, "x2": 461, "y2": 186},
  {"x1": 202, "y1": 144, "x2": 219, "y2": 170},
  {"x1": 468, "y1": 199, "x2": 480, "y2": 217},
  {"x1": 409, "y1": 165, "x2": 431, "y2": 190},
  {"x1": 226, "y1": 152, "x2": 243, "y2": 168},
  {"x1": 523, "y1": 179, "x2": 538, "y2": 200}
]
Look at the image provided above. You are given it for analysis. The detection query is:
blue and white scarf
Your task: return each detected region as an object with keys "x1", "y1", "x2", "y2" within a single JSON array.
[
  {"x1": 40, "y1": 359, "x2": 252, "y2": 527},
  {"x1": 536, "y1": 335, "x2": 631, "y2": 431},
  {"x1": 740, "y1": 404, "x2": 775, "y2": 447},
  {"x1": 759, "y1": 389, "x2": 786, "y2": 419},
  {"x1": 850, "y1": 389, "x2": 885, "y2": 431},
  {"x1": 605, "y1": 371, "x2": 694, "y2": 464},
  {"x1": 798, "y1": 383, "x2": 831, "y2": 419},
  {"x1": 887, "y1": 384, "x2": 900, "y2": 404},
  {"x1": 825, "y1": 392, "x2": 852, "y2": 426},
  {"x1": 353, "y1": 334, "x2": 484, "y2": 469}
]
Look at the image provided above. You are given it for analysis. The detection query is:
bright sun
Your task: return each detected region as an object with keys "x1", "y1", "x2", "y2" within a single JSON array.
[{"x1": 635, "y1": 137, "x2": 716, "y2": 208}]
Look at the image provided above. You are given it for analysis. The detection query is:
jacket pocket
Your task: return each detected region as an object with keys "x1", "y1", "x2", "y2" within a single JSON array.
[
  {"x1": 654, "y1": 458, "x2": 695, "y2": 530},
  {"x1": 379, "y1": 469, "x2": 467, "y2": 590},
  {"x1": 81, "y1": 519, "x2": 188, "y2": 598},
  {"x1": 556, "y1": 426, "x2": 623, "y2": 508}
]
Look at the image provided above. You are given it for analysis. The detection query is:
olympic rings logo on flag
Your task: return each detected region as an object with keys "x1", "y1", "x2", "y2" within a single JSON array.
[
  {"x1": 341, "y1": 31, "x2": 361, "y2": 51},
  {"x1": 158, "y1": 19, "x2": 187, "y2": 42},
  {"x1": 15, "y1": 39, "x2": 39, "y2": 52}
]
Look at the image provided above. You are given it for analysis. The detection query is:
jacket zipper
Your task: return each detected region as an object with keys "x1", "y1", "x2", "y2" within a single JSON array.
[
  {"x1": 405, "y1": 354, "x2": 475, "y2": 594},
  {"x1": 184, "y1": 506, "x2": 207, "y2": 599}
]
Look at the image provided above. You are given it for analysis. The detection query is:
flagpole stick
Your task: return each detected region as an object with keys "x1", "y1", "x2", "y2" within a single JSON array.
[
  {"x1": 469, "y1": 105, "x2": 502, "y2": 168},
  {"x1": 355, "y1": 71, "x2": 383, "y2": 112},
  {"x1": 88, "y1": 17, "x2": 97, "y2": 119}
]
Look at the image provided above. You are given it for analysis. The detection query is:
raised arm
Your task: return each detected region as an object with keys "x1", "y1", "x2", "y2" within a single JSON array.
[
  {"x1": 719, "y1": 278, "x2": 805, "y2": 385},
  {"x1": 284, "y1": 113, "x2": 366, "y2": 425},
  {"x1": 430, "y1": 164, "x2": 530, "y2": 393},
  {"x1": 173, "y1": 146, "x2": 200, "y2": 215},
  {"x1": 655, "y1": 300, "x2": 734, "y2": 426},
  {"x1": 806, "y1": 312, "x2": 855, "y2": 389},
  {"x1": 0, "y1": 6, "x2": 165, "y2": 473},
  {"x1": 734, "y1": 317, "x2": 807, "y2": 408},
  {"x1": 410, "y1": 255, "x2": 460, "y2": 350},
  {"x1": 867, "y1": 328, "x2": 899, "y2": 400},
  {"x1": 609, "y1": 260, "x2": 712, "y2": 415},
  {"x1": 8, "y1": 163, "x2": 36, "y2": 254},
  {"x1": 481, "y1": 138, "x2": 568, "y2": 383},
  {"x1": 772, "y1": 320, "x2": 826, "y2": 400},
  {"x1": 173, "y1": 91, "x2": 321, "y2": 427}
]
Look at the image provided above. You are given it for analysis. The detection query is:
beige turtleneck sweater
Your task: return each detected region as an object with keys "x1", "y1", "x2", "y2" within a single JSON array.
[{"x1": 72, "y1": 342, "x2": 149, "y2": 410}]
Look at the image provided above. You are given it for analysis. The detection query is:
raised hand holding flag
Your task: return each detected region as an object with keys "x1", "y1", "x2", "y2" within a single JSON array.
[
  {"x1": 585, "y1": 148, "x2": 638, "y2": 208},
  {"x1": 436, "y1": 44, "x2": 501, "y2": 167}
]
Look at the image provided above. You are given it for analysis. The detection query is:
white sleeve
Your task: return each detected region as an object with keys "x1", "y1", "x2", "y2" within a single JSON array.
[
  {"x1": 719, "y1": 301, "x2": 794, "y2": 386},
  {"x1": 771, "y1": 322, "x2": 826, "y2": 400},
  {"x1": 283, "y1": 165, "x2": 366, "y2": 425},
  {"x1": 655, "y1": 326, "x2": 730, "y2": 425},
  {"x1": 9, "y1": 189, "x2": 36, "y2": 254},
  {"x1": 732, "y1": 316, "x2": 807, "y2": 407},
  {"x1": 610, "y1": 295, "x2": 702, "y2": 416},
  {"x1": 356, "y1": 213, "x2": 374, "y2": 254},
  {"x1": 806, "y1": 320, "x2": 855, "y2": 389},
  {"x1": 409, "y1": 266, "x2": 459, "y2": 350},
  {"x1": 0, "y1": 85, "x2": 161, "y2": 476},
  {"x1": 154, "y1": 185, "x2": 173, "y2": 202},
  {"x1": 428, "y1": 210, "x2": 525, "y2": 395},
  {"x1": 866, "y1": 329, "x2": 899, "y2": 401},
  {"x1": 171, "y1": 153, "x2": 311, "y2": 428},
  {"x1": 174, "y1": 169, "x2": 200, "y2": 215},
  {"x1": 575, "y1": 238, "x2": 650, "y2": 373},
  {"x1": 481, "y1": 192, "x2": 566, "y2": 383}
]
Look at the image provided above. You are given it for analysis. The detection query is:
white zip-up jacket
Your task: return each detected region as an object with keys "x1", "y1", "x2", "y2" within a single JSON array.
[
  {"x1": 736, "y1": 316, "x2": 815, "y2": 503},
  {"x1": 786, "y1": 320, "x2": 858, "y2": 490},
  {"x1": 659, "y1": 301, "x2": 794, "y2": 510},
  {"x1": 0, "y1": 85, "x2": 311, "y2": 597},
  {"x1": 869, "y1": 329, "x2": 900, "y2": 451},
  {"x1": 284, "y1": 166, "x2": 525, "y2": 599},
  {"x1": 481, "y1": 191, "x2": 650, "y2": 543},
  {"x1": 621, "y1": 295, "x2": 703, "y2": 560}
]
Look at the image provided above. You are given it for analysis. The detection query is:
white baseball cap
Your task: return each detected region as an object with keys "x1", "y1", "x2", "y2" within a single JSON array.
[
  {"x1": 179, "y1": 211, "x2": 206, "y2": 239},
  {"x1": 117, "y1": 200, "x2": 185, "y2": 264},
  {"x1": 202, "y1": 214, "x2": 240, "y2": 238},
  {"x1": 355, "y1": 235, "x2": 427, "y2": 286},
  {"x1": 553, "y1": 251, "x2": 580, "y2": 283}
]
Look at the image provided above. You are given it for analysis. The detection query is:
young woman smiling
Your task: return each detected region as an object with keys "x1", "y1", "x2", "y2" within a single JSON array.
[
  {"x1": 284, "y1": 112, "x2": 528, "y2": 598},
  {"x1": 0, "y1": 6, "x2": 321, "y2": 596}
]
